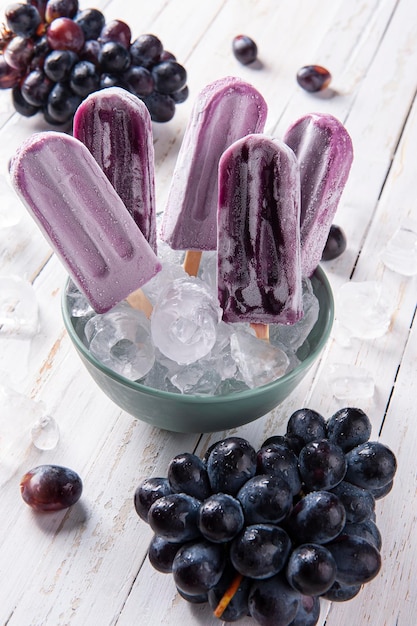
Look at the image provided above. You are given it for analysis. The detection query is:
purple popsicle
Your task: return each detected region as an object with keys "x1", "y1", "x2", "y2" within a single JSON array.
[
  {"x1": 160, "y1": 76, "x2": 268, "y2": 261},
  {"x1": 217, "y1": 134, "x2": 303, "y2": 326},
  {"x1": 11, "y1": 132, "x2": 161, "y2": 313},
  {"x1": 73, "y1": 87, "x2": 157, "y2": 252},
  {"x1": 283, "y1": 112, "x2": 353, "y2": 278}
]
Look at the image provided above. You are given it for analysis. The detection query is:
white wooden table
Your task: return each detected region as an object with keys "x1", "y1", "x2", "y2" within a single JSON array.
[{"x1": 1, "y1": 1, "x2": 416, "y2": 624}]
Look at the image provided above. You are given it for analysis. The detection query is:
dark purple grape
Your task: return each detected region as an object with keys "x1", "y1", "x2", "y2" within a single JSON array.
[
  {"x1": 236, "y1": 474, "x2": 292, "y2": 524},
  {"x1": 74, "y1": 8, "x2": 105, "y2": 40},
  {"x1": 151, "y1": 60, "x2": 187, "y2": 94},
  {"x1": 177, "y1": 587, "x2": 208, "y2": 604},
  {"x1": 124, "y1": 65, "x2": 154, "y2": 97},
  {"x1": 99, "y1": 40, "x2": 130, "y2": 74},
  {"x1": 331, "y1": 481, "x2": 375, "y2": 523},
  {"x1": 21, "y1": 68, "x2": 52, "y2": 105},
  {"x1": 47, "y1": 16, "x2": 85, "y2": 52},
  {"x1": 45, "y1": 80, "x2": 81, "y2": 123},
  {"x1": 296, "y1": 65, "x2": 332, "y2": 92},
  {"x1": 133, "y1": 476, "x2": 172, "y2": 522},
  {"x1": 171, "y1": 84, "x2": 189, "y2": 103},
  {"x1": 172, "y1": 540, "x2": 226, "y2": 596},
  {"x1": 80, "y1": 39, "x2": 100, "y2": 65},
  {"x1": 100, "y1": 72, "x2": 125, "y2": 90},
  {"x1": 322, "y1": 580, "x2": 362, "y2": 602},
  {"x1": 286, "y1": 543, "x2": 337, "y2": 596},
  {"x1": 69, "y1": 59, "x2": 99, "y2": 96},
  {"x1": 206, "y1": 437, "x2": 257, "y2": 496},
  {"x1": 4, "y1": 35, "x2": 34, "y2": 70},
  {"x1": 286, "y1": 408, "x2": 327, "y2": 453},
  {"x1": 248, "y1": 574, "x2": 301, "y2": 626},
  {"x1": 130, "y1": 33, "x2": 163, "y2": 68},
  {"x1": 370, "y1": 479, "x2": 393, "y2": 500},
  {"x1": 144, "y1": 91, "x2": 178, "y2": 121},
  {"x1": 45, "y1": 0, "x2": 79, "y2": 22},
  {"x1": 6, "y1": 2, "x2": 41, "y2": 37},
  {"x1": 29, "y1": 34, "x2": 51, "y2": 69},
  {"x1": 230, "y1": 524, "x2": 292, "y2": 579},
  {"x1": 208, "y1": 565, "x2": 251, "y2": 621},
  {"x1": 341, "y1": 519, "x2": 382, "y2": 550},
  {"x1": 0, "y1": 54, "x2": 22, "y2": 88},
  {"x1": 327, "y1": 407, "x2": 372, "y2": 452},
  {"x1": 160, "y1": 49, "x2": 176, "y2": 62},
  {"x1": 198, "y1": 493, "x2": 244, "y2": 543},
  {"x1": 12, "y1": 84, "x2": 39, "y2": 115},
  {"x1": 289, "y1": 595, "x2": 320, "y2": 626},
  {"x1": 298, "y1": 439, "x2": 347, "y2": 491},
  {"x1": 148, "y1": 534, "x2": 182, "y2": 573},
  {"x1": 345, "y1": 441, "x2": 397, "y2": 490},
  {"x1": 321, "y1": 224, "x2": 347, "y2": 261},
  {"x1": 28, "y1": 0, "x2": 47, "y2": 21},
  {"x1": 326, "y1": 534, "x2": 381, "y2": 586},
  {"x1": 260, "y1": 434, "x2": 289, "y2": 448},
  {"x1": 286, "y1": 491, "x2": 346, "y2": 545},
  {"x1": 20, "y1": 464, "x2": 82, "y2": 511},
  {"x1": 44, "y1": 48, "x2": 78, "y2": 81},
  {"x1": 99, "y1": 19, "x2": 131, "y2": 48},
  {"x1": 148, "y1": 493, "x2": 201, "y2": 542},
  {"x1": 257, "y1": 442, "x2": 301, "y2": 496},
  {"x1": 232, "y1": 34, "x2": 258, "y2": 65},
  {"x1": 167, "y1": 452, "x2": 211, "y2": 500}
]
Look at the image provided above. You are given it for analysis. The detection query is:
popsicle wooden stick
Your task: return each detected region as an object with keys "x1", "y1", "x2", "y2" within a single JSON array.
[
  {"x1": 183, "y1": 249, "x2": 203, "y2": 277},
  {"x1": 251, "y1": 323, "x2": 270, "y2": 341},
  {"x1": 126, "y1": 289, "x2": 153, "y2": 318}
]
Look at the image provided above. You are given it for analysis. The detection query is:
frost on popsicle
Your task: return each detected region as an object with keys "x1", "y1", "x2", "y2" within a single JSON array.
[
  {"x1": 160, "y1": 76, "x2": 268, "y2": 275},
  {"x1": 73, "y1": 87, "x2": 157, "y2": 252},
  {"x1": 217, "y1": 134, "x2": 303, "y2": 326},
  {"x1": 284, "y1": 112, "x2": 353, "y2": 278},
  {"x1": 10, "y1": 131, "x2": 161, "y2": 313}
]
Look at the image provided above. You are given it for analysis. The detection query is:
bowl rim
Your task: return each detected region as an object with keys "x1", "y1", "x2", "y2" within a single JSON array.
[{"x1": 61, "y1": 265, "x2": 334, "y2": 404}]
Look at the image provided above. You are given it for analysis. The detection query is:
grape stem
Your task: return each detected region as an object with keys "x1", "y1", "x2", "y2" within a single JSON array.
[{"x1": 213, "y1": 573, "x2": 244, "y2": 618}]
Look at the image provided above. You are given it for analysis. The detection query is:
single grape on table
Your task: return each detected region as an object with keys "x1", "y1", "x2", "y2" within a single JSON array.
[
  {"x1": 0, "y1": 1, "x2": 189, "y2": 124},
  {"x1": 134, "y1": 406, "x2": 397, "y2": 625}
]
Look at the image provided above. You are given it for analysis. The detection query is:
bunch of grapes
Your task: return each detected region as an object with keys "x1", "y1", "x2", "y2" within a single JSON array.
[
  {"x1": 0, "y1": 1, "x2": 188, "y2": 125},
  {"x1": 134, "y1": 407, "x2": 397, "y2": 625}
]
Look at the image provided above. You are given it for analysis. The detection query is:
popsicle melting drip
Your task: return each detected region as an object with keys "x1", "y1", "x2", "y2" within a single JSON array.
[
  {"x1": 73, "y1": 87, "x2": 157, "y2": 252},
  {"x1": 218, "y1": 134, "x2": 303, "y2": 326},
  {"x1": 160, "y1": 76, "x2": 268, "y2": 274},
  {"x1": 11, "y1": 132, "x2": 161, "y2": 314},
  {"x1": 283, "y1": 112, "x2": 353, "y2": 278}
]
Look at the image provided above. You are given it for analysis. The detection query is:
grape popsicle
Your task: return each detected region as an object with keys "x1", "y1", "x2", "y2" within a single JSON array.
[
  {"x1": 11, "y1": 132, "x2": 161, "y2": 314},
  {"x1": 73, "y1": 87, "x2": 157, "y2": 252},
  {"x1": 160, "y1": 76, "x2": 267, "y2": 276},
  {"x1": 283, "y1": 112, "x2": 353, "y2": 278},
  {"x1": 217, "y1": 134, "x2": 303, "y2": 333}
]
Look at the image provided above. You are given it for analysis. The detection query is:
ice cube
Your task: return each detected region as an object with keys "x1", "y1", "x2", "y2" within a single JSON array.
[
  {"x1": 66, "y1": 279, "x2": 94, "y2": 317},
  {"x1": 380, "y1": 219, "x2": 417, "y2": 276},
  {"x1": 85, "y1": 302, "x2": 155, "y2": 380},
  {"x1": 0, "y1": 384, "x2": 56, "y2": 485},
  {"x1": 31, "y1": 415, "x2": 60, "y2": 450},
  {"x1": 230, "y1": 329, "x2": 289, "y2": 388},
  {"x1": 270, "y1": 278, "x2": 319, "y2": 352},
  {"x1": 150, "y1": 277, "x2": 222, "y2": 365},
  {"x1": 327, "y1": 363, "x2": 375, "y2": 400},
  {"x1": 0, "y1": 275, "x2": 39, "y2": 338},
  {"x1": 335, "y1": 280, "x2": 393, "y2": 340}
]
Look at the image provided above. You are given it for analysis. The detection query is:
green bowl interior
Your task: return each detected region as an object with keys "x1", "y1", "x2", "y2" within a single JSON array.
[{"x1": 62, "y1": 266, "x2": 334, "y2": 432}]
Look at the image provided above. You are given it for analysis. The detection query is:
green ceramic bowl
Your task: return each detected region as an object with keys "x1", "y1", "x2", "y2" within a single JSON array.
[{"x1": 62, "y1": 267, "x2": 334, "y2": 433}]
